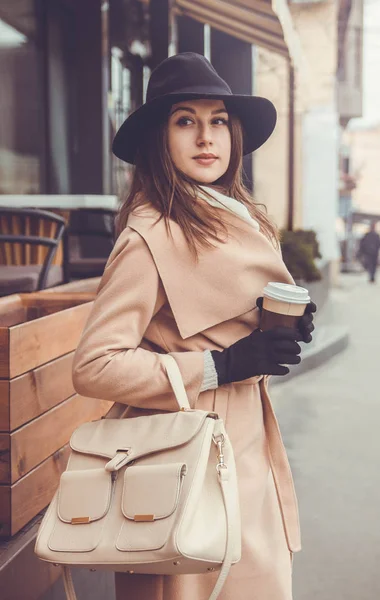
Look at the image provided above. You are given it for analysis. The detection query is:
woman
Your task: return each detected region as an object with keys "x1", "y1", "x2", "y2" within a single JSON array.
[{"x1": 72, "y1": 52, "x2": 316, "y2": 600}]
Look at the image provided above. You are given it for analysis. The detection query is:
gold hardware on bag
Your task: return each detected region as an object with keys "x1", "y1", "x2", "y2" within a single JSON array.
[
  {"x1": 134, "y1": 514, "x2": 154, "y2": 522},
  {"x1": 71, "y1": 517, "x2": 90, "y2": 524},
  {"x1": 208, "y1": 412, "x2": 219, "y2": 420},
  {"x1": 213, "y1": 434, "x2": 227, "y2": 473}
]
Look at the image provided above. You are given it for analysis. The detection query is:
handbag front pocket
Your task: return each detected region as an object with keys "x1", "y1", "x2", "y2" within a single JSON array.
[
  {"x1": 116, "y1": 462, "x2": 187, "y2": 552},
  {"x1": 48, "y1": 468, "x2": 112, "y2": 552}
]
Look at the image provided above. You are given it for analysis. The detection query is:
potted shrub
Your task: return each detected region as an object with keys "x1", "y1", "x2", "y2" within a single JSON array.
[{"x1": 280, "y1": 229, "x2": 322, "y2": 283}]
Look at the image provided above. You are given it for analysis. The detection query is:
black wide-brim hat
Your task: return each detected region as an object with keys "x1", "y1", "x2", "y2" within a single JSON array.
[{"x1": 112, "y1": 52, "x2": 277, "y2": 165}]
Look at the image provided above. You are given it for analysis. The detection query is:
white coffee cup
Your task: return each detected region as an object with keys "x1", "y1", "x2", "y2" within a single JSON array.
[{"x1": 260, "y1": 282, "x2": 310, "y2": 331}]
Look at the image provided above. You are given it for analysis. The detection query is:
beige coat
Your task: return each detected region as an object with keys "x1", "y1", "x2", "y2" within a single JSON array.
[{"x1": 72, "y1": 202, "x2": 301, "y2": 600}]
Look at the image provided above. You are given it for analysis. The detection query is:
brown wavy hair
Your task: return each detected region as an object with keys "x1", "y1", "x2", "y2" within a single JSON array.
[{"x1": 115, "y1": 109, "x2": 279, "y2": 259}]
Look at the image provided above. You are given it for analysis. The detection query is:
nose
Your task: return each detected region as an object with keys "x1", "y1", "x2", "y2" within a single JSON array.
[{"x1": 196, "y1": 122, "x2": 213, "y2": 148}]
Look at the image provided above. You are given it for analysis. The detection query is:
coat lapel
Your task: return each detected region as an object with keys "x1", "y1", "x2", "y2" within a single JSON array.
[{"x1": 127, "y1": 205, "x2": 294, "y2": 339}]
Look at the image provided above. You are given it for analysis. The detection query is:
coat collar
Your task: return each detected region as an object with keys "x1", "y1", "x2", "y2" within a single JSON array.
[
  {"x1": 198, "y1": 186, "x2": 260, "y2": 230},
  {"x1": 127, "y1": 203, "x2": 294, "y2": 339}
]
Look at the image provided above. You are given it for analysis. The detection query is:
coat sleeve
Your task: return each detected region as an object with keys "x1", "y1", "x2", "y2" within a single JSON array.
[{"x1": 72, "y1": 226, "x2": 204, "y2": 411}]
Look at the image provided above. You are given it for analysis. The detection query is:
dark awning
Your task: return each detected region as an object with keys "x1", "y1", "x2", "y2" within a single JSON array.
[{"x1": 174, "y1": 0, "x2": 305, "y2": 66}]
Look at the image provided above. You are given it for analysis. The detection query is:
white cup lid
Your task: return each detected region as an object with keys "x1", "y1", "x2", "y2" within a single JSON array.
[{"x1": 263, "y1": 282, "x2": 310, "y2": 304}]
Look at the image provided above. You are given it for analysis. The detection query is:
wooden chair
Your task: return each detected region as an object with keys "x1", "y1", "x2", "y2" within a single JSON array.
[
  {"x1": 0, "y1": 207, "x2": 66, "y2": 296},
  {"x1": 63, "y1": 208, "x2": 115, "y2": 281}
]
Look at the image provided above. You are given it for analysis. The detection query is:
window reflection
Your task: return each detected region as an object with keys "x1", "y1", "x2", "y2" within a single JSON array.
[{"x1": 0, "y1": 8, "x2": 41, "y2": 194}]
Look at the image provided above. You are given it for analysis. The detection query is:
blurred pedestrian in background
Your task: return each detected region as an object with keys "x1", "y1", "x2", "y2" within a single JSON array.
[{"x1": 357, "y1": 221, "x2": 380, "y2": 283}]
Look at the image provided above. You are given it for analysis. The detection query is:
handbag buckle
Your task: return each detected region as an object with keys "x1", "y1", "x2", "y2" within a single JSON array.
[
  {"x1": 212, "y1": 434, "x2": 228, "y2": 473},
  {"x1": 105, "y1": 448, "x2": 132, "y2": 472}
]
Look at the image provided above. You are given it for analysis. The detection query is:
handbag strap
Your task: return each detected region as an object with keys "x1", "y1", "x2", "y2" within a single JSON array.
[
  {"x1": 208, "y1": 466, "x2": 234, "y2": 600},
  {"x1": 62, "y1": 567, "x2": 77, "y2": 600},
  {"x1": 160, "y1": 353, "x2": 191, "y2": 410},
  {"x1": 104, "y1": 354, "x2": 191, "y2": 420},
  {"x1": 62, "y1": 466, "x2": 234, "y2": 600}
]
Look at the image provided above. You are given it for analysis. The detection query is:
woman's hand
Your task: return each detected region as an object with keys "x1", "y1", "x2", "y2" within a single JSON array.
[
  {"x1": 210, "y1": 327, "x2": 302, "y2": 385},
  {"x1": 256, "y1": 297, "x2": 317, "y2": 344}
]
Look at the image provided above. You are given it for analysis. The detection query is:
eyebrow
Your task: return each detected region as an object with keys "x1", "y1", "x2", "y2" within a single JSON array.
[{"x1": 170, "y1": 106, "x2": 228, "y2": 116}]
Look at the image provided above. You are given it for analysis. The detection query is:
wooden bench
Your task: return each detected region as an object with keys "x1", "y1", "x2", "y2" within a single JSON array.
[
  {"x1": 0, "y1": 279, "x2": 116, "y2": 598},
  {"x1": 0, "y1": 291, "x2": 112, "y2": 538}
]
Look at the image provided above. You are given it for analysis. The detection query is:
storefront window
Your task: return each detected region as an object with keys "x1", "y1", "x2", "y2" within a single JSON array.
[
  {"x1": 109, "y1": 0, "x2": 149, "y2": 196},
  {"x1": 110, "y1": 46, "x2": 132, "y2": 195},
  {"x1": 0, "y1": 4, "x2": 42, "y2": 194}
]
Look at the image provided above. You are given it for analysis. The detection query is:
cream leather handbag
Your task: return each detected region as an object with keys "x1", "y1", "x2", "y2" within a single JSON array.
[{"x1": 35, "y1": 354, "x2": 241, "y2": 600}]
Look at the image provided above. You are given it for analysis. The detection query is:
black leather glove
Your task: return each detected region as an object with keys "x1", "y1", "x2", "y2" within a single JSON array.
[
  {"x1": 210, "y1": 327, "x2": 302, "y2": 385},
  {"x1": 256, "y1": 298, "x2": 317, "y2": 344}
]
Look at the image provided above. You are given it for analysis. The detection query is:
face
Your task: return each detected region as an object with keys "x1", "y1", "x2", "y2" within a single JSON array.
[{"x1": 167, "y1": 99, "x2": 231, "y2": 184}]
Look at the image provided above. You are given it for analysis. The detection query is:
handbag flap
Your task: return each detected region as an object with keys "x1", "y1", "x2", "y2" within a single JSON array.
[
  {"x1": 122, "y1": 463, "x2": 187, "y2": 521},
  {"x1": 58, "y1": 468, "x2": 112, "y2": 523},
  {"x1": 70, "y1": 410, "x2": 210, "y2": 462}
]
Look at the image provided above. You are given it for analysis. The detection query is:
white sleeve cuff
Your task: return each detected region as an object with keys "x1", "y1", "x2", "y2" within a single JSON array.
[{"x1": 200, "y1": 349, "x2": 219, "y2": 392}]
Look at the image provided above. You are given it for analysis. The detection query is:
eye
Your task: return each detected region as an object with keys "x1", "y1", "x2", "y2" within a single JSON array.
[
  {"x1": 176, "y1": 116, "x2": 194, "y2": 126},
  {"x1": 212, "y1": 117, "x2": 229, "y2": 126}
]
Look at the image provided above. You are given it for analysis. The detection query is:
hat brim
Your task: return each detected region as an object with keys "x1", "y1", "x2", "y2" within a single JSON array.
[{"x1": 112, "y1": 92, "x2": 277, "y2": 165}]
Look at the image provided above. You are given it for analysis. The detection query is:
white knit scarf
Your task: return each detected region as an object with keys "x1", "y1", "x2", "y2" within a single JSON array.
[{"x1": 198, "y1": 185, "x2": 260, "y2": 231}]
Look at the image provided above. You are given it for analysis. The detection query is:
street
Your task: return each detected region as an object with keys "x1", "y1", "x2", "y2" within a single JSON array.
[{"x1": 270, "y1": 272, "x2": 380, "y2": 600}]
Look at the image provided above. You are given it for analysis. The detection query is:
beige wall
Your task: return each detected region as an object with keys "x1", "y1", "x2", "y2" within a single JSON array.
[
  {"x1": 253, "y1": 49, "x2": 289, "y2": 229},
  {"x1": 254, "y1": 0, "x2": 338, "y2": 233},
  {"x1": 337, "y1": 0, "x2": 363, "y2": 120},
  {"x1": 346, "y1": 125, "x2": 380, "y2": 215},
  {"x1": 291, "y1": 0, "x2": 338, "y2": 108}
]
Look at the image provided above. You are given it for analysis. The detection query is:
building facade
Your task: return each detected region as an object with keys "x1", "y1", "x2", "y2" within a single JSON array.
[
  {"x1": 255, "y1": 0, "x2": 364, "y2": 273},
  {"x1": 346, "y1": 123, "x2": 380, "y2": 218},
  {"x1": 0, "y1": 0, "x2": 363, "y2": 270},
  {"x1": 0, "y1": 0, "x2": 302, "y2": 201}
]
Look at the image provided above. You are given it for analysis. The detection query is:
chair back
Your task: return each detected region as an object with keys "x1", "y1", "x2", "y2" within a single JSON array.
[
  {"x1": 65, "y1": 209, "x2": 115, "y2": 258},
  {"x1": 0, "y1": 207, "x2": 66, "y2": 290},
  {"x1": 63, "y1": 209, "x2": 115, "y2": 280}
]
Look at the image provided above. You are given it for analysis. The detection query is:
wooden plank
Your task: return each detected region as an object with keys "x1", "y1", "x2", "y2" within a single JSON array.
[
  {"x1": 174, "y1": 0, "x2": 289, "y2": 54},
  {"x1": 24, "y1": 291, "x2": 96, "y2": 307},
  {"x1": 41, "y1": 277, "x2": 101, "y2": 294},
  {"x1": 0, "y1": 353, "x2": 75, "y2": 433},
  {"x1": 186, "y1": 0, "x2": 284, "y2": 36},
  {"x1": 233, "y1": 0, "x2": 276, "y2": 16},
  {"x1": 0, "y1": 382, "x2": 9, "y2": 432},
  {"x1": 52, "y1": 209, "x2": 69, "y2": 266},
  {"x1": 1, "y1": 216, "x2": 12, "y2": 265},
  {"x1": 0, "y1": 445, "x2": 71, "y2": 537},
  {"x1": 3, "y1": 300, "x2": 93, "y2": 379},
  {"x1": 22, "y1": 293, "x2": 96, "y2": 320},
  {"x1": 0, "y1": 330, "x2": 9, "y2": 388},
  {"x1": 0, "y1": 436, "x2": 9, "y2": 484},
  {"x1": 0, "y1": 394, "x2": 112, "y2": 484},
  {"x1": 25, "y1": 215, "x2": 31, "y2": 264},
  {"x1": 37, "y1": 217, "x2": 44, "y2": 264},
  {"x1": 0, "y1": 295, "x2": 25, "y2": 325},
  {"x1": 0, "y1": 483, "x2": 10, "y2": 538}
]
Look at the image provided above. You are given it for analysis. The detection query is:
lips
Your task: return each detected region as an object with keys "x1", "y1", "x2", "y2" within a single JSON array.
[
  {"x1": 193, "y1": 153, "x2": 218, "y2": 166},
  {"x1": 193, "y1": 154, "x2": 217, "y2": 159}
]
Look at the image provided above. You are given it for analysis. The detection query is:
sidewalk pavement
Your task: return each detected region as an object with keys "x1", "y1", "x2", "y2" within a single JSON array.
[{"x1": 268, "y1": 269, "x2": 380, "y2": 600}]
